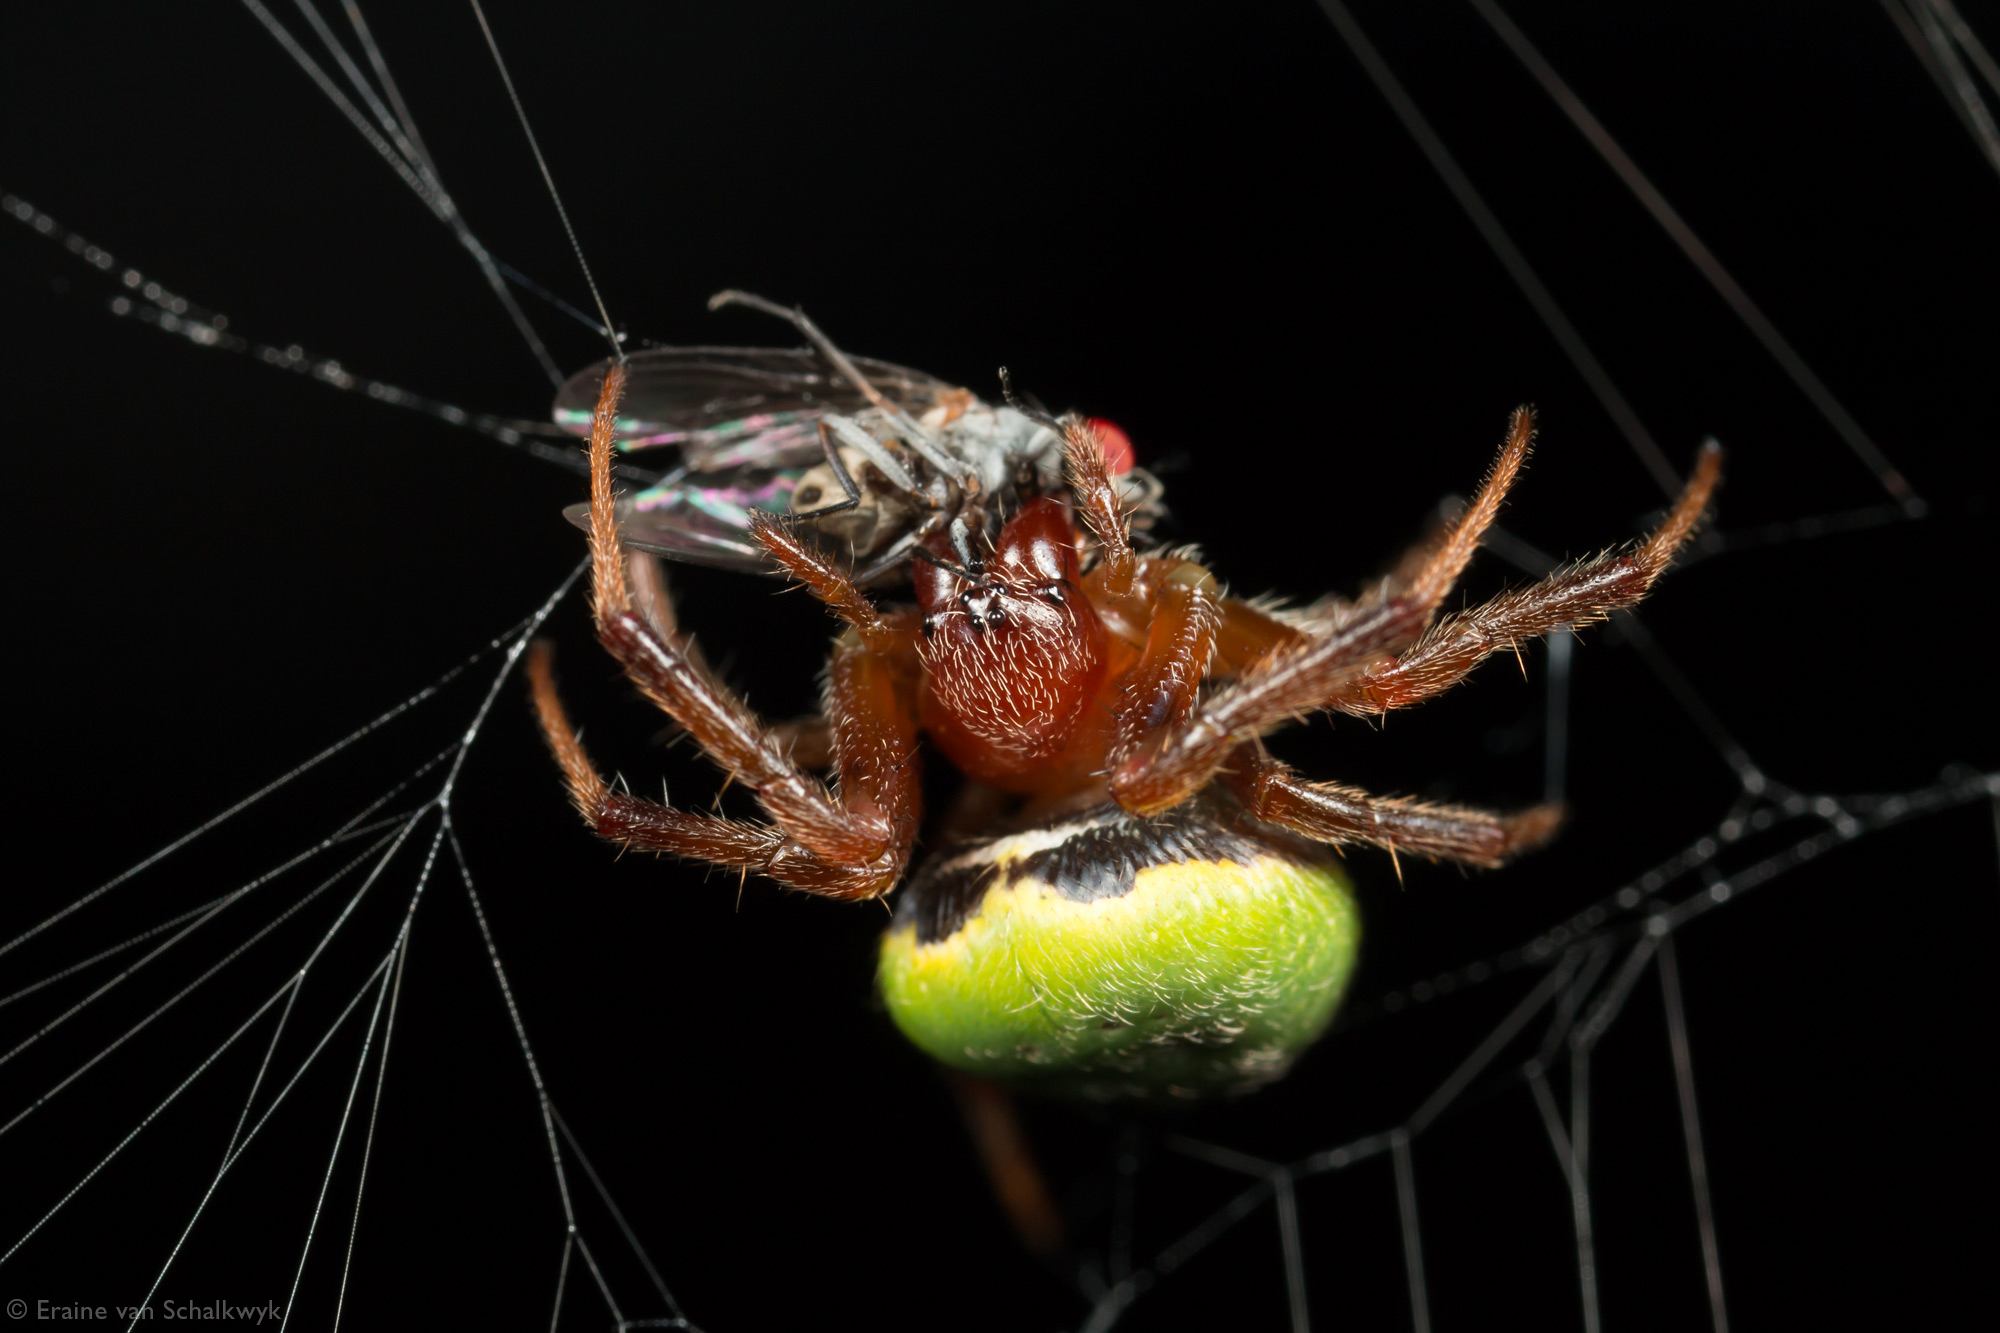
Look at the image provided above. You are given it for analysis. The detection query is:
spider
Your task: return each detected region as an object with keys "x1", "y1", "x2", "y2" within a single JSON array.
[{"x1": 529, "y1": 358, "x2": 1721, "y2": 1107}]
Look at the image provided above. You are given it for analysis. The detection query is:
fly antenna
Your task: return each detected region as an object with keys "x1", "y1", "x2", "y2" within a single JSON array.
[
  {"x1": 996, "y1": 367, "x2": 1064, "y2": 433},
  {"x1": 468, "y1": 0, "x2": 623, "y2": 364}
]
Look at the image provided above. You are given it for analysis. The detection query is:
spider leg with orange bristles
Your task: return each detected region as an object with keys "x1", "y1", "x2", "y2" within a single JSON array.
[
  {"x1": 1330, "y1": 442, "x2": 1723, "y2": 718},
  {"x1": 1109, "y1": 409, "x2": 1538, "y2": 814},
  {"x1": 1224, "y1": 743, "x2": 1563, "y2": 870},
  {"x1": 558, "y1": 363, "x2": 923, "y2": 878},
  {"x1": 528, "y1": 641, "x2": 898, "y2": 900},
  {"x1": 1111, "y1": 420, "x2": 1718, "y2": 817}
]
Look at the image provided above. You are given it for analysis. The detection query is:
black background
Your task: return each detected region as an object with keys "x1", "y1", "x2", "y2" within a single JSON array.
[{"x1": 4, "y1": 2, "x2": 1995, "y2": 1329}]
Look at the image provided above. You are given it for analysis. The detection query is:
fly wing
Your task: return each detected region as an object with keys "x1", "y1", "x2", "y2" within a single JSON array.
[
  {"x1": 559, "y1": 466, "x2": 816, "y2": 571},
  {"x1": 552, "y1": 346, "x2": 952, "y2": 461},
  {"x1": 552, "y1": 347, "x2": 954, "y2": 574}
]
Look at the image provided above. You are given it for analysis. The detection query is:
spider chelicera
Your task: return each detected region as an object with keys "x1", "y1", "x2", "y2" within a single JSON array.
[{"x1": 529, "y1": 360, "x2": 1720, "y2": 1107}]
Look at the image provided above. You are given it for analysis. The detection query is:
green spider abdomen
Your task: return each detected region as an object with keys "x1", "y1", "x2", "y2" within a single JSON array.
[{"x1": 879, "y1": 792, "x2": 1360, "y2": 1102}]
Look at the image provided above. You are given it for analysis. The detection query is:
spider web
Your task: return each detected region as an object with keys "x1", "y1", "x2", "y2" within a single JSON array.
[{"x1": 3, "y1": 2, "x2": 1994, "y2": 1330}]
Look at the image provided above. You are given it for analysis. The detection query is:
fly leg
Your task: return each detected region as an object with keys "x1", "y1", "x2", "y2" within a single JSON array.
[
  {"x1": 710, "y1": 288, "x2": 977, "y2": 492},
  {"x1": 790, "y1": 420, "x2": 867, "y2": 521}
]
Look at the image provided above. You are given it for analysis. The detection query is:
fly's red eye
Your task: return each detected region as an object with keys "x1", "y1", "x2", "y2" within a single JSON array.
[{"x1": 1088, "y1": 418, "x2": 1136, "y2": 476}]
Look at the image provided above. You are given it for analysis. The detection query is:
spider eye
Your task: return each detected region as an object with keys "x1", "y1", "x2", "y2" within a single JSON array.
[{"x1": 960, "y1": 589, "x2": 1008, "y2": 632}]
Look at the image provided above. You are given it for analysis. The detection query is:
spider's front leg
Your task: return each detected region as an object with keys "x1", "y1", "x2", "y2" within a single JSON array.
[
  {"x1": 528, "y1": 364, "x2": 921, "y2": 897},
  {"x1": 529, "y1": 639, "x2": 908, "y2": 898},
  {"x1": 1111, "y1": 420, "x2": 1721, "y2": 816},
  {"x1": 531, "y1": 624, "x2": 918, "y2": 897},
  {"x1": 628, "y1": 546, "x2": 840, "y2": 766},
  {"x1": 1105, "y1": 409, "x2": 1540, "y2": 814},
  {"x1": 1325, "y1": 442, "x2": 1721, "y2": 717}
]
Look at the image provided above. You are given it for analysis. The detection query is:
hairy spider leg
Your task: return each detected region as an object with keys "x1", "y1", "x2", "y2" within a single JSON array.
[
  {"x1": 528, "y1": 364, "x2": 924, "y2": 897},
  {"x1": 584, "y1": 364, "x2": 914, "y2": 863},
  {"x1": 1301, "y1": 494, "x2": 1477, "y2": 635},
  {"x1": 748, "y1": 510, "x2": 898, "y2": 650},
  {"x1": 529, "y1": 644, "x2": 893, "y2": 898},
  {"x1": 744, "y1": 509, "x2": 936, "y2": 791},
  {"x1": 1107, "y1": 408, "x2": 1539, "y2": 814},
  {"x1": 629, "y1": 545, "x2": 851, "y2": 773},
  {"x1": 1200, "y1": 544, "x2": 1456, "y2": 681},
  {"x1": 1327, "y1": 441, "x2": 1723, "y2": 716},
  {"x1": 1224, "y1": 741, "x2": 1564, "y2": 870},
  {"x1": 1205, "y1": 439, "x2": 1719, "y2": 705},
  {"x1": 1201, "y1": 497, "x2": 1497, "y2": 678},
  {"x1": 1062, "y1": 416, "x2": 1137, "y2": 596},
  {"x1": 1196, "y1": 521, "x2": 1460, "y2": 678},
  {"x1": 1110, "y1": 558, "x2": 1223, "y2": 767},
  {"x1": 1210, "y1": 596, "x2": 1313, "y2": 676}
]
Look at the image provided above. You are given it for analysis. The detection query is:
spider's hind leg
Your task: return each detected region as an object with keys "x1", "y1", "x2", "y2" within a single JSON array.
[{"x1": 1225, "y1": 743, "x2": 1563, "y2": 872}]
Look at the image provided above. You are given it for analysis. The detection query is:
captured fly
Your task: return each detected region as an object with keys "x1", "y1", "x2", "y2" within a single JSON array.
[{"x1": 553, "y1": 291, "x2": 1163, "y2": 585}]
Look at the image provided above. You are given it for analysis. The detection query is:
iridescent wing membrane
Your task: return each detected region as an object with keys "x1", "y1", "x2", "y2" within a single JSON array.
[{"x1": 553, "y1": 346, "x2": 953, "y2": 571}]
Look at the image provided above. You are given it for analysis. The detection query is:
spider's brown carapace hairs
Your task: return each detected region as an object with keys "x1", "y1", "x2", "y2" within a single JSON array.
[{"x1": 914, "y1": 496, "x2": 1109, "y2": 778}]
